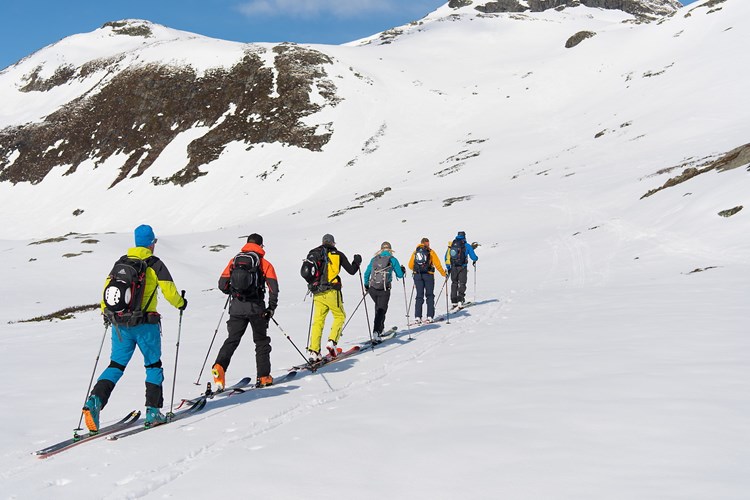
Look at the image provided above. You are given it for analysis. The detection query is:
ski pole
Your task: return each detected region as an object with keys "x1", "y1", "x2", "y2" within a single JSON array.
[
  {"x1": 436, "y1": 273, "x2": 448, "y2": 304},
  {"x1": 358, "y1": 269, "x2": 374, "y2": 348},
  {"x1": 341, "y1": 289, "x2": 369, "y2": 334},
  {"x1": 473, "y1": 261, "x2": 477, "y2": 303},
  {"x1": 306, "y1": 296, "x2": 314, "y2": 351},
  {"x1": 271, "y1": 317, "x2": 315, "y2": 370},
  {"x1": 446, "y1": 275, "x2": 451, "y2": 325},
  {"x1": 402, "y1": 277, "x2": 411, "y2": 340},
  {"x1": 75, "y1": 321, "x2": 109, "y2": 432},
  {"x1": 168, "y1": 290, "x2": 186, "y2": 418},
  {"x1": 193, "y1": 294, "x2": 230, "y2": 385},
  {"x1": 406, "y1": 283, "x2": 415, "y2": 316}
]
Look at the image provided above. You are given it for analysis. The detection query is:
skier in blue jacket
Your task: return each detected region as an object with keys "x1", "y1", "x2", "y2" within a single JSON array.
[
  {"x1": 444, "y1": 231, "x2": 478, "y2": 307},
  {"x1": 364, "y1": 241, "x2": 405, "y2": 338}
]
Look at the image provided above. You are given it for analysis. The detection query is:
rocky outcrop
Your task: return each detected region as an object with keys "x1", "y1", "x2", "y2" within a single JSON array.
[
  {"x1": 566, "y1": 30, "x2": 597, "y2": 48},
  {"x1": 641, "y1": 142, "x2": 750, "y2": 199},
  {"x1": 0, "y1": 44, "x2": 340, "y2": 187},
  {"x1": 449, "y1": 0, "x2": 474, "y2": 7},
  {"x1": 473, "y1": 0, "x2": 681, "y2": 18},
  {"x1": 475, "y1": 0, "x2": 526, "y2": 13}
]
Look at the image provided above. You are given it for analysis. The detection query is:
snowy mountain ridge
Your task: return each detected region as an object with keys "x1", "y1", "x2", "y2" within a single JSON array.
[{"x1": 0, "y1": 1, "x2": 740, "y2": 240}]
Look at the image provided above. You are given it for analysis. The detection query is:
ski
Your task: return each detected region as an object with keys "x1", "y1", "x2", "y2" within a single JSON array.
[
  {"x1": 408, "y1": 318, "x2": 444, "y2": 327},
  {"x1": 366, "y1": 326, "x2": 398, "y2": 345},
  {"x1": 451, "y1": 301, "x2": 473, "y2": 311},
  {"x1": 177, "y1": 376, "x2": 253, "y2": 408},
  {"x1": 35, "y1": 410, "x2": 141, "y2": 458},
  {"x1": 231, "y1": 370, "x2": 299, "y2": 390},
  {"x1": 107, "y1": 398, "x2": 206, "y2": 441},
  {"x1": 290, "y1": 345, "x2": 361, "y2": 372}
]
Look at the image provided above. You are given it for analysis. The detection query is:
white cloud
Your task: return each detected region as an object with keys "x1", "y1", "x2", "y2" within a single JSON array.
[{"x1": 236, "y1": 0, "x2": 430, "y2": 18}]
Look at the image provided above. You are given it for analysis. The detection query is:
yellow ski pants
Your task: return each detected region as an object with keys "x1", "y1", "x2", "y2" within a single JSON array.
[{"x1": 309, "y1": 289, "x2": 346, "y2": 353}]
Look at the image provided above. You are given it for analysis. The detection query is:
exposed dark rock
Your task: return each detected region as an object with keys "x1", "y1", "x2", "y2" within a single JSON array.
[
  {"x1": 20, "y1": 64, "x2": 77, "y2": 92},
  {"x1": 103, "y1": 20, "x2": 154, "y2": 38},
  {"x1": 28, "y1": 236, "x2": 67, "y2": 245},
  {"x1": 566, "y1": 30, "x2": 596, "y2": 48},
  {"x1": 443, "y1": 195, "x2": 473, "y2": 207},
  {"x1": 475, "y1": 0, "x2": 527, "y2": 13},
  {"x1": 449, "y1": 0, "x2": 474, "y2": 7},
  {"x1": 713, "y1": 142, "x2": 750, "y2": 172},
  {"x1": 0, "y1": 44, "x2": 339, "y2": 187},
  {"x1": 354, "y1": 187, "x2": 391, "y2": 203},
  {"x1": 11, "y1": 303, "x2": 99, "y2": 323},
  {"x1": 718, "y1": 206, "x2": 742, "y2": 218},
  {"x1": 641, "y1": 142, "x2": 750, "y2": 198},
  {"x1": 687, "y1": 266, "x2": 718, "y2": 274},
  {"x1": 476, "y1": 0, "x2": 681, "y2": 19}
]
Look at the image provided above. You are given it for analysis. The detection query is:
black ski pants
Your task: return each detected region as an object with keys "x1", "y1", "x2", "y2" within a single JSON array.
[
  {"x1": 414, "y1": 272, "x2": 436, "y2": 319},
  {"x1": 450, "y1": 266, "x2": 468, "y2": 304},
  {"x1": 368, "y1": 287, "x2": 391, "y2": 334},
  {"x1": 215, "y1": 313, "x2": 272, "y2": 378}
]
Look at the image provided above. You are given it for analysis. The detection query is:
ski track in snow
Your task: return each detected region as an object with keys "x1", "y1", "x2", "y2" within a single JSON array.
[{"x1": 101, "y1": 300, "x2": 503, "y2": 497}]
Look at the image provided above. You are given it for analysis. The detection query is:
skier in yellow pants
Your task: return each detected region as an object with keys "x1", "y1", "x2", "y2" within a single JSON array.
[{"x1": 304, "y1": 234, "x2": 361, "y2": 361}]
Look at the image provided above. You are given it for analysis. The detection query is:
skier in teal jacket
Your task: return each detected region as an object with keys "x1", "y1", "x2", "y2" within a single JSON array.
[{"x1": 364, "y1": 241, "x2": 405, "y2": 338}]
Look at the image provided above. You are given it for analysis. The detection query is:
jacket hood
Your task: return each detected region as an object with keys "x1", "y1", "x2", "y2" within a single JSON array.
[
  {"x1": 128, "y1": 246, "x2": 153, "y2": 259},
  {"x1": 241, "y1": 242, "x2": 266, "y2": 257}
]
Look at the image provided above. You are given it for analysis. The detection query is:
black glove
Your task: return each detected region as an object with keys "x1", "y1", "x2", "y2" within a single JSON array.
[
  {"x1": 103, "y1": 315, "x2": 111, "y2": 327},
  {"x1": 353, "y1": 254, "x2": 362, "y2": 266},
  {"x1": 179, "y1": 298, "x2": 188, "y2": 311},
  {"x1": 364, "y1": 285, "x2": 370, "y2": 293},
  {"x1": 263, "y1": 308, "x2": 275, "y2": 319},
  {"x1": 472, "y1": 261, "x2": 477, "y2": 268},
  {"x1": 400, "y1": 265, "x2": 406, "y2": 274}
]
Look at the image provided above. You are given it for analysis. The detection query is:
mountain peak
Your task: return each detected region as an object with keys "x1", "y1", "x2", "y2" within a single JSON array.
[
  {"x1": 450, "y1": 0, "x2": 682, "y2": 20},
  {"x1": 100, "y1": 19, "x2": 157, "y2": 38}
]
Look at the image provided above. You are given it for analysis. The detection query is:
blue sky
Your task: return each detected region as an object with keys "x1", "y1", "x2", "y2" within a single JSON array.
[{"x1": 1, "y1": 0, "x2": 700, "y2": 71}]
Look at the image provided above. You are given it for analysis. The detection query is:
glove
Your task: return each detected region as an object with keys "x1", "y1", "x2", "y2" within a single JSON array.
[
  {"x1": 353, "y1": 254, "x2": 362, "y2": 266},
  {"x1": 400, "y1": 265, "x2": 406, "y2": 274},
  {"x1": 263, "y1": 308, "x2": 274, "y2": 319},
  {"x1": 446, "y1": 265, "x2": 451, "y2": 272},
  {"x1": 179, "y1": 298, "x2": 188, "y2": 311},
  {"x1": 472, "y1": 261, "x2": 477, "y2": 268},
  {"x1": 103, "y1": 315, "x2": 111, "y2": 327},
  {"x1": 364, "y1": 285, "x2": 370, "y2": 293}
]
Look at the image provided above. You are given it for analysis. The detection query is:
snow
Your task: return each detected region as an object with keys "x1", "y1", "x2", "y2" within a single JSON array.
[{"x1": 1, "y1": 1, "x2": 749, "y2": 498}]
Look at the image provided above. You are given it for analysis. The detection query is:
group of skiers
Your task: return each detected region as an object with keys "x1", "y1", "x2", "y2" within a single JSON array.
[{"x1": 81, "y1": 225, "x2": 477, "y2": 432}]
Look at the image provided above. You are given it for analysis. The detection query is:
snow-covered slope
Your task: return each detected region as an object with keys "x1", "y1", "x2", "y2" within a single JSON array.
[{"x1": 0, "y1": 1, "x2": 748, "y2": 498}]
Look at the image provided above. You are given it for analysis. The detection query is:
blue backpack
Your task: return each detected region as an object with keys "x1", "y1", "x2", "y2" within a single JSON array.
[{"x1": 449, "y1": 239, "x2": 467, "y2": 267}]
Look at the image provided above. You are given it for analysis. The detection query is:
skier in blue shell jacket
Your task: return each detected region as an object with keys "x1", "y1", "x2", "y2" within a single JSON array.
[{"x1": 444, "y1": 231, "x2": 478, "y2": 307}]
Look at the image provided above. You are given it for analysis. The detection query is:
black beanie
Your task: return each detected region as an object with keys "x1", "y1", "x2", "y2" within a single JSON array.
[{"x1": 247, "y1": 233, "x2": 263, "y2": 245}]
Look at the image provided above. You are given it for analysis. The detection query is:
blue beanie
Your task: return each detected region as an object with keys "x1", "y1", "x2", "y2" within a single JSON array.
[
  {"x1": 456, "y1": 231, "x2": 466, "y2": 239},
  {"x1": 134, "y1": 224, "x2": 156, "y2": 247}
]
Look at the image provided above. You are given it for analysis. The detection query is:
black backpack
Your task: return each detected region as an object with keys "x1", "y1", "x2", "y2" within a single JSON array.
[
  {"x1": 449, "y1": 239, "x2": 467, "y2": 267},
  {"x1": 230, "y1": 252, "x2": 265, "y2": 300},
  {"x1": 413, "y1": 246, "x2": 432, "y2": 274},
  {"x1": 369, "y1": 254, "x2": 392, "y2": 290},
  {"x1": 301, "y1": 246, "x2": 331, "y2": 293},
  {"x1": 103, "y1": 256, "x2": 155, "y2": 325}
]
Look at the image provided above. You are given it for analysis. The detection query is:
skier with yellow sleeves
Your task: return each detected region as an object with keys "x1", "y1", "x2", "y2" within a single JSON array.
[{"x1": 305, "y1": 234, "x2": 361, "y2": 362}]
